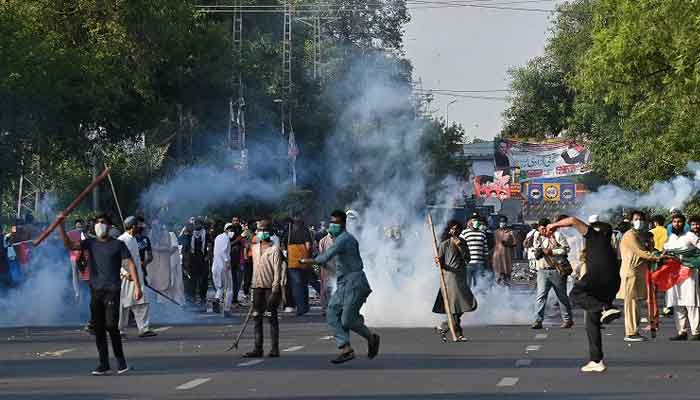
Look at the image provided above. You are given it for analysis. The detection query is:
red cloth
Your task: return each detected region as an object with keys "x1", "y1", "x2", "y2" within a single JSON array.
[
  {"x1": 14, "y1": 242, "x2": 32, "y2": 267},
  {"x1": 67, "y1": 230, "x2": 90, "y2": 281},
  {"x1": 651, "y1": 258, "x2": 692, "y2": 292}
]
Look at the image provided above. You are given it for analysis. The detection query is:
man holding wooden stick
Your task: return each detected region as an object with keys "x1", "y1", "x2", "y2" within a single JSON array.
[
  {"x1": 299, "y1": 210, "x2": 380, "y2": 364},
  {"x1": 432, "y1": 220, "x2": 476, "y2": 342}
]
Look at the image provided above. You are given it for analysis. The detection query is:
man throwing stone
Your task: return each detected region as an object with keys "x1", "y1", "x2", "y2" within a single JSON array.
[{"x1": 300, "y1": 210, "x2": 380, "y2": 364}]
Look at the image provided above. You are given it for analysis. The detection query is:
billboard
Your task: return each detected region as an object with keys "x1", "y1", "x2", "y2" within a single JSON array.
[
  {"x1": 495, "y1": 139, "x2": 592, "y2": 180},
  {"x1": 473, "y1": 171, "x2": 511, "y2": 200}
]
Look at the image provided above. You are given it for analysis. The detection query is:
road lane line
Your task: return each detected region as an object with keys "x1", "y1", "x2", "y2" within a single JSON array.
[
  {"x1": 535, "y1": 333, "x2": 548, "y2": 340},
  {"x1": 176, "y1": 378, "x2": 211, "y2": 390},
  {"x1": 38, "y1": 348, "x2": 76, "y2": 357},
  {"x1": 153, "y1": 326, "x2": 172, "y2": 333},
  {"x1": 237, "y1": 359, "x2": 264, "y2": 367},
  {"x1": 525, "y1": 345, "x2": 541, "y2": 352},
  {"x1": 282, "y1": 345, "x2": 304, "y2": 352},
  {"x1": 515, "y1": 359, "x2": 532, "y2": 367},
  {"x1": 320, "y1": 336, "x2": 334, "y2": 340},
  {"x1": 497, "y1": 377, "x2": 519, "y2": 387}
]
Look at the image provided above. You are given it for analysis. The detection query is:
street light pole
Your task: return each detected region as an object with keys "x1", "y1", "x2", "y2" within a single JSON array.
[{"x1": 445, "y1": 99, "x2": 457, "y2": 127}]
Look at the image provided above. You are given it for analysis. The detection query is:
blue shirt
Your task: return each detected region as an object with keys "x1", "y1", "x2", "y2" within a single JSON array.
[{"x1": 313, "y1": 231, "x2": 364, "y2": 281}]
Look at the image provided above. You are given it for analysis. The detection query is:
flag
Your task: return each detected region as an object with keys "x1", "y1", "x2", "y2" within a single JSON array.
[
  {"x1": 288, "y1": 130, "x2": 299, "y2": 160},
  {"x1": 651, "y1": 249, "x2": 700, "y2": 291}
]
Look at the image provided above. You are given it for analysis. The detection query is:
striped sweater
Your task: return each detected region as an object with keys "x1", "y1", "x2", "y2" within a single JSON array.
[{"x1": 460, "y1": 229, "x2": 488, "y2": 264}]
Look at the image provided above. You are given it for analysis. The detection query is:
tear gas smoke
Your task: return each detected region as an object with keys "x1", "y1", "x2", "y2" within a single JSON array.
[
  {"x1": 579, "y1": 162, "x2": 700, "y2": 219},
  {"x1": 324, "y1": 58, "x2": 533, "y2": 327}
]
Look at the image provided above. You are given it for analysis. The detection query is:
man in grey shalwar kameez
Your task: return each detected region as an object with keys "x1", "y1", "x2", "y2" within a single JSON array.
[
  {"x1": 433, "y1": 220, "x2": 477, "y2": 341},
  {"x1": 300, "y1": 210, "x2": 381, "y2": 364}
]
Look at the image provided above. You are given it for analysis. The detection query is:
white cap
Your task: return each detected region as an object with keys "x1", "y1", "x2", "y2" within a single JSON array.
[
  {"x1": 588, "y1": 215, "x2": 599, "y2": 224},
  {"x1": 670, "y1": 207, "x2": 682, "y2": 214},
  {"x1": 224, "y1": 223, "x2": 234, "y2": 231}
]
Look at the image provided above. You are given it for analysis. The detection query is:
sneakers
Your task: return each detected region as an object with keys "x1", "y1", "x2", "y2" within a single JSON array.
[
  {"x1": 368, "y1": 334, "x2": 381, "y2": 359},
  {"x1": 91, "y1": 366, "x2": 110, "y2": 376},
  {"x1": 117, "y1": 365, "x2": 130, "y2": 375},
  {"x1": 624, "y1": 335, "x2": 647, "y2": 342},
  {"x1": 601, "y1": 308, "x2": 622, "y2": 325},
  {"x1": 267, "y1": 349, "x2": 280, "y2": 358},
  {"x1": 670, "y1": 332, "x2": 688, "y2": 341},
  {"x1": 138, "y1": 330, "x2": 158, "y2": 338},
  {"x1": 581, "y1": 361, "x2": 607, "y2": 373},
  {"x1": 243, "y1": 349, "x2": 263, "y2": 358},
  {"x1": 283, "y1": 307, "x2": 295, "y2": 313},
  {"x1": 331, "y1": 350, "x2": 356, "y2": 364},
  {"x1": 690, "y1": 334, "x2": 700, "y2": 341},
  {"x1": 530, "y1": 321, "x2": 543, "y2": 330},
  {"x1": 560, "y1": 320, "x2": 574, "y2": 329}
]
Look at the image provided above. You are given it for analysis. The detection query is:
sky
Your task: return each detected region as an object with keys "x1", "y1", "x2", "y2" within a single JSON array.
[{"x1": 403, "y1": 1, "x2": 559, "y2": 140}]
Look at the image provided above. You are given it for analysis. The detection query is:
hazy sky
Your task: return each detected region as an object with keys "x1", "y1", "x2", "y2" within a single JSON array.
[{"x1": 404, "y1": 2, "x2": 558, "y2": 140}]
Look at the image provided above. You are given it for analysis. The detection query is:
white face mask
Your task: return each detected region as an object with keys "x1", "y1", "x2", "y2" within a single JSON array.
[
  {"x1": 632, "y1": 220, "x2": 645, "y2": 231},
  {"x1": 95, "y1": 223, "x2": 109, "y2": 238},
  {"x1": 227, "y1": 231, "x2": 234, "y2": 239},
  {"x1": 499, "y1": 222, "x2": 507, "y2": 229}
]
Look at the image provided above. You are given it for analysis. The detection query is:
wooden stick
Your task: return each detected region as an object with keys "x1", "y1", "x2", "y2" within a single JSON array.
[
  {"x1": 106, "y1": 171, "x2": 125, "y2": 229},
  {"x1": 33, "y1": 168, "x2": 110, "y2": 246},
  {"x1": 427, "y1": 212, "x2": 458, "y2": 342}
]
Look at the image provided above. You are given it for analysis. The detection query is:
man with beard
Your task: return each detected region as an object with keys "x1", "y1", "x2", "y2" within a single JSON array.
[
  {"x1": 492, "y1": 216, "x2": 516, "y2": 285},
  {"x1": 186, "y1": 218, "x2": 209, "y2": 308},
  {"x1": 664, "y1": 213, "x2": 700, "y2": 341},
  {"x1": 618, "y1": 211, "x2": 660, "y2": 342},
  {"x1": 432, "y1": 220, "x2": 476, "y2": 342},
  {"x1": 244, "y1": 220, "x2": 285, "y2": 358},
  {"x1": 547, "y1": 216, "x2": 622, "y2": 372},
  {"x1": 300, "y1": 210, "x2": 380, "y2": 364},
  {"x1": 118, "y1": 217, "x2": 157, "y2": 338},
  {"x1": 59, "y1": 213, "x2": 142, "y2": 375},
  {"x1": 531, "y1": 217, "x2": 573, "y2": 330}
]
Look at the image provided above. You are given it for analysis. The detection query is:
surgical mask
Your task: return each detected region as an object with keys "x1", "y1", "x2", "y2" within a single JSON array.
[
  {"x1": 472, "y1": 221, "x2": 480, "y2": 230},
  {"x1": 328, "y1": 223, "x2": 343, "y2": 237},
  {"x1": 632, "y1": 220, "x2": 646, "y2": 231},
  {"x1": 257, "y1": 231, "x2": 271, "y2": 241},
  {"x1": 95, "y1": 223, "x2": 109, "y2": 238},
  {"x1": 227, "y1": 231, "x2": 234, "y2": 239},
  {"x1": 499, "y1": 222, "x2": 506, "y2": 229}
]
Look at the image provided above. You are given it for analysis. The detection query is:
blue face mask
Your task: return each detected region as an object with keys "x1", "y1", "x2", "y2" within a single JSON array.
[
  {"x1": 257, "y1": 231, "x2": 271, "y2": 241},
  {"x1": 328, "y1": 223, "x2": 343, "y2": 237}
]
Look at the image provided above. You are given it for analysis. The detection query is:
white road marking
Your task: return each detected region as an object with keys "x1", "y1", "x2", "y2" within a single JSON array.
[
  {"x1": 515, "y1": 359, "x2": 532, "y2": 367},
  {"x1": 320, "y1": 335, "x2": 334, "y2": 340},
  {"x1": 176, "y1": 378, "x2": 211, "y2": 390},
  {"x1": 153, "y1": 326, "x2": 172, "y2": 333},
  {"x1": 282, "y1": 345, "x2": 304, "y2": 352},
  {"x1": 237, "y1": 359, "x2": 264, "y2": 367},
  {"x1": 535, "y1": 333, "x2": 548, "y2": 340},
  {"x1": 37, "y1": 348, "x2": 76, "y2": 357},
  {"x1": 525, "y1": 345, "x2": 541, "y2": 352},
  {"x1": 497, "y1": 377, "x2": 519, "y2": 387}
]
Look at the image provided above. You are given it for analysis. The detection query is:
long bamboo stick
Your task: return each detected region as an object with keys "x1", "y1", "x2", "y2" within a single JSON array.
[
  {"x1": 427, "y1": 212, "x2": 458, "y2": 342},
  {"x1": 33, "y1": 168, "x2": 110, "y2": 246}
]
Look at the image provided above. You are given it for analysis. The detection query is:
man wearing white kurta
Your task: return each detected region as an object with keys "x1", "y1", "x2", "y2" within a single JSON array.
[
  {"x1": 118, "y1": 217, "x2": 157, "y2": 337},
  {"x1": 664, "y1": 213, "x2": 700, "y2": 341},
  {"x1": 212, "y1": 223, "x2": 234, "y2": 314}
]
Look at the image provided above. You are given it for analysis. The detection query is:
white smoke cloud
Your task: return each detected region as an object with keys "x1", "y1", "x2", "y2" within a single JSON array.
[{"x1": 579, "y1": 162, "x2": 700, "y2": 219}]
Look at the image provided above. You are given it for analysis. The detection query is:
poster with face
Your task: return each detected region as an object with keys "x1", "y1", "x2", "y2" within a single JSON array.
[
  {"x1": 473, "y1": 171, "x2": 511, "y2": 200},
  {"x1": 495, "y1": 139, "x2": 592, "y2": 180}
]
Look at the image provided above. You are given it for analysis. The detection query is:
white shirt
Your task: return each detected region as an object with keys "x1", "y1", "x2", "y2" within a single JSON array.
[
  {"x1": 212, "y1": 233, "x2": 231, "y2": 270},
  {"x1": 664, "y1": 231, "x2": 699, "y2": 252}
]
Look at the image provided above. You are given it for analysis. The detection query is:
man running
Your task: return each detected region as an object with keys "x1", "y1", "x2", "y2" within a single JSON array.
[{"x1": 300, "y1": 210, "x2": 380, "y2": 364}]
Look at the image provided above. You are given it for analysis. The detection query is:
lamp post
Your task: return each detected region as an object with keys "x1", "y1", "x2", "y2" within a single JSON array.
[{"x1": 445, "y1": 99, "x2": 457, "y2": 127}]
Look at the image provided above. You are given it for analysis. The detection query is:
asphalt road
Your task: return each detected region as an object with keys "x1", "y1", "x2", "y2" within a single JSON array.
[{"x1": 2, "y1": 298, "x2": 700, "y2": 400}]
